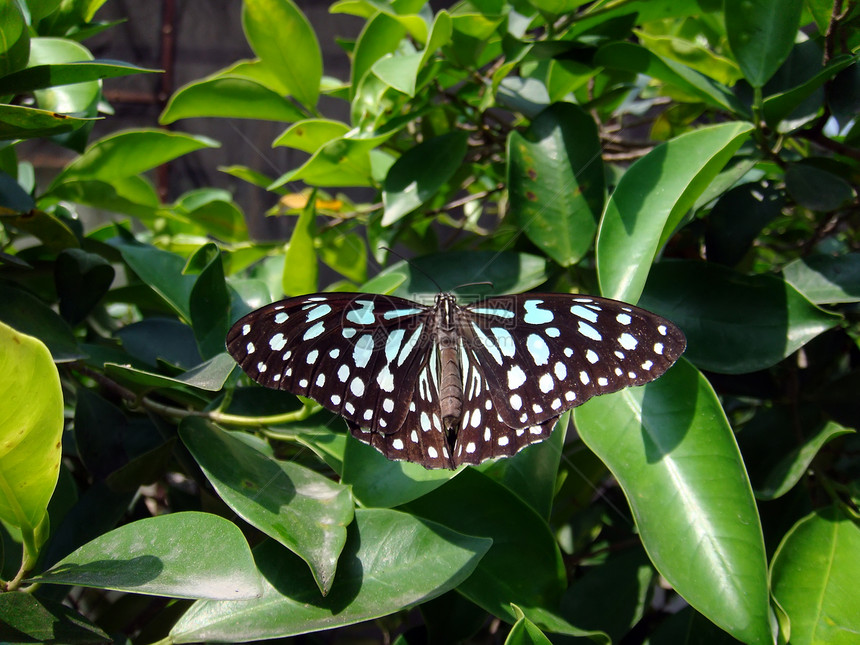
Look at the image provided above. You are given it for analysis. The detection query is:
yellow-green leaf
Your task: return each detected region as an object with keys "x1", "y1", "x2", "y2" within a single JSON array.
[{"x1": 0, "y1": 321, "x2": 64, "y2": 532}]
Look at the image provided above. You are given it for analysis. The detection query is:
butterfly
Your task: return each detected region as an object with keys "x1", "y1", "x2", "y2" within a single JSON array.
[{"x1": 226, "y1": 291, "x2": 686, "y2": 469}]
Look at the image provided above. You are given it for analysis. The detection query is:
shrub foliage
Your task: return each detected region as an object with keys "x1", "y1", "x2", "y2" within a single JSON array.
[{"x1": 1, "y1": 1, "x2": 859, "y2": 643}]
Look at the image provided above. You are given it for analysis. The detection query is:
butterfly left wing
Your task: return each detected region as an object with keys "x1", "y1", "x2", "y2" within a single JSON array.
[{"x1": 227, "y1": 293, "x2": 431, "y2": 435}]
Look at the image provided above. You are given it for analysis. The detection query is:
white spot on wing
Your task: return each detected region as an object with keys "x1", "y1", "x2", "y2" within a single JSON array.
[
  {"x1": 507, "y1": 365, "x2": 527, "y2": 389},
  {"x1": 618, "y1": 333, "x2": 638, "y2": 350}
]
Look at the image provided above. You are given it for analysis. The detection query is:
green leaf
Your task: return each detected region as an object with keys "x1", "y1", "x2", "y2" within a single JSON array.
[
  {"x1": 112, "y1": 240, "x2": 194, "y2": 321},
  {"x1": 382, "y1": 131, "x2": 468, "y2": 226},
  {"x1": 318, "y1": 229, "x2": 367, "y2": 283},
  {"x1": 273, "y1": 118, "x2": 350, "y2": 152},
  {"x1": 508, "y1": 103, "x2": 604, "y2": 267},
  {"x1": 378, "y1": 251, "x2": 548, "y2": 299},
  {"x1": 575, "y1": 359, "x2": 772, "y2": 645},
  {"x1": 405, "y1": 468, "x2": 566, "y2": 627},
  {"x1": 27, "y1": 38, "x2": 99, "y2": 115},
  {"x1": 597, "y1": 123, "x2": 752, "y2": 302},
  {"x1": 242, "y1": 0, "x2": 321, "y2": 108},
  {"x1": 55, "y1": 248, "x2": 115, "y2": 324},
  {"x1": 342, "y1": 434, "x2": 457, "y2": 508},
  {"x1": 762, "y1": 55, "x2": 858, "y2": 131},
  {"x1": 0, "y1": 322, "x2": 64, "y2": 533},
  {"x1": 180, "y1": 419, "x2": 354, "y2": 595},
  {"x1": 31, "y1": 512, "x2": 263, "y2": 600},
  {"x1": 785, "y1": 163, "x2": 855, "y2": 212},
  {"x1": 0, "y1": 169, "x2": 36, "y2": 212},
  {"x1": 704, "y1": 180, "x2": 784, "y2": 267},
  {"x1": 1, "y1": 208, "x2": 78, "y2": 251},
  {"x1": 187, "y1": 243, "x2": 231, "y2": 360},
  {"x1": 640, "y1": 260, "x2": 842, "y2": 374},
  {"x1": 160, "y1": 76, "x2": 305, "y2": 124},
  {"x1": 506, "y1": 604, "x2": 554, "y2": 645},
  {"x1": 0, "y1": 104, "x2": 93, "y2": 140},
  {"x1": 103, "y1": 353, "x2": 235, "y2": 393},
  {"x1": 271, "y1": 131, "x2": 395, "y2": 188},
  {"x1": 560, "y1": 548, "x2": 653, "y2": 643},
  {"x1": 597, "y1": 121, "x2": 753, "y2": 302},
  {"x1": 169, "y1": 509, "x2": 491, "y2": 642},
  {"x1": 595, "y1": 42, "x2": 749, "y2": 116},
  {"x1": 481, "y1": 413, "x2": 569, "y2": 519},
  {"x1": 372, "y1": 51, "x2": 423, "y2": 96},
  {"x1": 0, "y1": 592, "x2": 110, "y2": 644},
  {"x1": 753, "y1": 421, "x2": 853, "y2": 500},
  {"x1": 172, "y1": 188, "x2": 249, "y2": 243},
  {"x1": 47, "y1": 176, "x2": 160, "y2": 220},
  {"x1": 0, "y1": 59, "x2": 157, "y2": 95},
  {"x1": 783, "y1": 253, "x2": 860, "y2": 304},
  {"x1": 0, "y1": 283, "x2": 82, "y2": 362},
  {"x1": 282, "y1": 203, "x2": 317, "y2": 296},
  {"x1": 351, "y1": 12, "x2": 407, "y2": 97},
  {"x1": 52, "y1": 129, "x2": 219, "y2": 186},
  {"x1": 771, "y1": 506, "x2": 860, "y2": 645},
  {"x1": 725, "y1": 0, "x2": 803, "y2": 87},
  {"x1": 0, "y1": 1, "x2": 29, "y2": 78}
]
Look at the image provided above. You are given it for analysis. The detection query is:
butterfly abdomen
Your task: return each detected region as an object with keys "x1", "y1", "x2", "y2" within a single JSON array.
[{"x1": 435, "y1": 295, "x2": 463, "y2": 441}]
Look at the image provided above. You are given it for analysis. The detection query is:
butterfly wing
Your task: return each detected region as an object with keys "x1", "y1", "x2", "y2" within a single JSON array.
[
  {"x1": 345, "y1": 341, "x2": 454, "y2": 468},
  {"x1": 452, "y1": 294, "x2": 686, "y2": 464},
  {"x1": 226, "y1": 293, "x2": 433, "y2": 436}
]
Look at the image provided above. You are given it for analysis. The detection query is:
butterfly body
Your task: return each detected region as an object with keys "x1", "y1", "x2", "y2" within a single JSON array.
[{"x1": 227, "y1": 291, "x2": 686, "y2": 469}]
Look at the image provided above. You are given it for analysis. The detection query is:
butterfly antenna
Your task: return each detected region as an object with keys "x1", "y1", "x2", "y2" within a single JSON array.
[{"x1": 380, "y1": 245, "x2": 444, "y2": 292}]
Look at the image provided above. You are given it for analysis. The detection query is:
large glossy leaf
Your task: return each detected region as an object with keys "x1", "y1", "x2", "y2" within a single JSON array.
[
  {"x1": 180, "y1": 419, "x2": 354, "y2": 595},
  {"x1": 480, "y1": 413, "x2": 569, "y2": 519},
  {"x1": 405, "y1": 469, "x2": 568, "y2": 629},
  {"x1": 160, "y1": 76, "x2": 305, "y2": 124},
  {"x1": 242, "y1": 0, "x2": 320, "y2": 108},
  {"x1": 342, "y1": 434, "x2": 457, "y2": 509},
  {"x1": 597, "y1": 122, "x2": 753, "y2": 302},
  {"x1": 575, "y1": 359, "x2": 772, "y2": 645},
  {"x1": 770, "y1": 506, "x2": 860, "y2": 645},
  {"x1": 508, "y1": 103, "x2": 604, "y2": 267},
  {"x1": 31, "y1": 512, "x2": 263, "y2": 600},
  {"x1": 0, "y1": 322, "x2": 63, "y2": 535},
  {"x1": 725, "y1": 0, "x2": 803, "y2": 87},
  {"x1": 51, "y1": 129, "x2": 218, "y2": 186},
  {"x1": 640, "y1": 260, "x2": 842, "y2": 374},
  {"x1": 783, "y1": 253, "x2": 860, "y2": 304},
  {"x1": 169, "y1": 509, "x2": 491, "y2": 642},
  {"x1": 382, "y1": 131, "x2": 468, "y2": 226}
]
